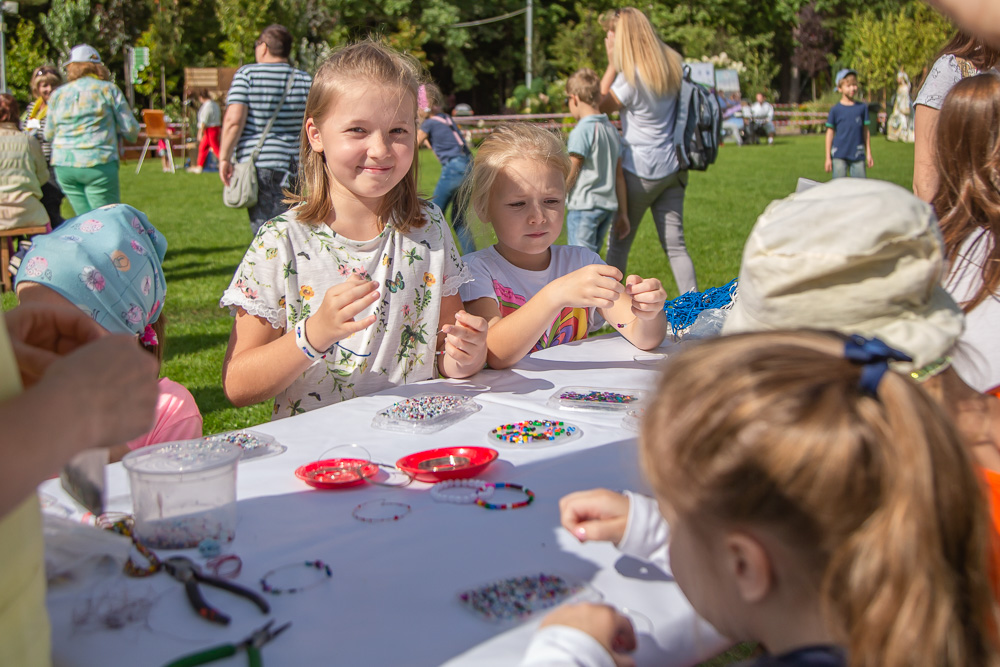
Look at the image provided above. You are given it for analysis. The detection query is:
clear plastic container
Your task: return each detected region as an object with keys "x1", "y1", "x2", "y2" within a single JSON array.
[
  {"x1": 372, "y1": 393, "x2": 482, "y2": 434},
  {"x1": 547, "y1": 386, "x2": 645, "y2": 412},
  {"x1": 122, "y1": 440, "x2": 241, "y2": 549}
]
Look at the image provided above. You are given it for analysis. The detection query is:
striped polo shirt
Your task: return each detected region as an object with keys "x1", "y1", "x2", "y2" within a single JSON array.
[{"x1": 226, "y1": 62, "x2": 312, "y2": 171}]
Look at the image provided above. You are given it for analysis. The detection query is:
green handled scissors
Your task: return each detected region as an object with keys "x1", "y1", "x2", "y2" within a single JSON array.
[{"x1": 162, "y1": 620, "x2": 291, "y2": 667}]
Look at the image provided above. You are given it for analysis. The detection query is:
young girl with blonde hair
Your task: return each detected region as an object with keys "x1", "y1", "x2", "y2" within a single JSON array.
[
  {"x1": 530, "y1": 331, "x2": 1000, "y2": 666},
  {"x1": 220, "y1": 40, "x2": 487, "y2": 418},
  {"x1": 596, "y1": 7, "x2": 696, "y2": 294},
  {"x1": 459, "y1": 123, "x2": 666, "y2": 369}
]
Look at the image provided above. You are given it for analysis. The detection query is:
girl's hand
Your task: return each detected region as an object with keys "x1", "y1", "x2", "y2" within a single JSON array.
[
  {"x1": 552, "y1": 264, "x2": 624, "y2": 310},
  {"x1": 307, "y1": 276, "x2": 380, "y2": 351},
  {"x1": 560, "y1": 488, "x2": 630, "y2": 545},
  {"x1": 624, "y1": 275, "x2": 666, "y2": 321},
  {"x1": 539, "y1": 603, "x2": 637, "y2": 667},
  {"x1": 441, "y1": 310, "x2": 488, "y2": 372}
]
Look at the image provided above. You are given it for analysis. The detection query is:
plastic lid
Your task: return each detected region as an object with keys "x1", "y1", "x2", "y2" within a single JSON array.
[{"x1": 122, "y1": 439, "x2": 241, "y2": 475}]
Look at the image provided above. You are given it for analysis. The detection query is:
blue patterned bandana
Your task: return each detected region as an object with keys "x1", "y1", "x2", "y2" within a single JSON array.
[{"x1": 15, "y1": 204, "x2": 168, "y2": 336}]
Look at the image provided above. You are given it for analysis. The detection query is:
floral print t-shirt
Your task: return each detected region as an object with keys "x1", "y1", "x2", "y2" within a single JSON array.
[
  {"x1": 220, "y1": 203, "x2": 471, "y2": 418},
  {"x1": 45, "y1": 76, "x2": 139, "y2": 169}
]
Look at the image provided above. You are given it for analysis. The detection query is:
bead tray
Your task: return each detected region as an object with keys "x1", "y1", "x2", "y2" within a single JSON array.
[
  {"x1": 487, "y1": 419, "x2": 583, "y2": 449},
  {"x1": 372, "y1": 393, "x2": 482, "y2": 434},
  {"x1": 546, "y1": 386, "x2": 645, "y2": 413}
]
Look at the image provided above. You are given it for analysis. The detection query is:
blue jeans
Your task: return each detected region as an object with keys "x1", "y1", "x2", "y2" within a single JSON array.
[
  {"x1": 249, "y1": 163, "x2": 298, "y2": 237},
  {"x1": 566, "y1": 208, "x2": 616, "y2": 254},
  {"x1": 432, "y1": 154, "x2": 475, "y2": 255},
  {"x1": 832, "y1": 158, "x2": 866, "y2": 179}
]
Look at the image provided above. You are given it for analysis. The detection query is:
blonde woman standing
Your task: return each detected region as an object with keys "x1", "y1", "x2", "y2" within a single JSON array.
[{"x1": 599, "y1": 7, "x2": 696, "y2": 294}]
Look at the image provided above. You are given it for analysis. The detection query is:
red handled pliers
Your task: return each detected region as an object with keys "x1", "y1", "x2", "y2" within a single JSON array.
[{"x1": 162, "y1": 556, "x2": 270, "y2": 625}]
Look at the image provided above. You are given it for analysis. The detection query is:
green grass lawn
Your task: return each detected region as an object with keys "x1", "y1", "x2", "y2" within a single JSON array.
[{"x1": 2, "y1": 133, "x2": 915, "y2": 436}]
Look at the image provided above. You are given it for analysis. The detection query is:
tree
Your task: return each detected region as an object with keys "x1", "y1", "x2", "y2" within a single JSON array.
[
  {"x1": 40, "y1": 0, "x2": 98, "y2": 66},
  {"x1": 793, "y1": 3, "x2": 832, "y2": 100},
  {"x1": 5, "y1": 19, "x2": 51, "y2": 104},
  {"x1": 215, "y1": 0, "x2": 272, "y2": 66}
]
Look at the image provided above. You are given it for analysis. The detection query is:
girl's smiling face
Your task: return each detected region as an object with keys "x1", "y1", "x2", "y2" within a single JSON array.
[
  {"x1": 488, "y1": 157, "x2": 566, "y2": 271},
  {"x1": 305, "y1": 83, "x2": 416, "y2": 208}
]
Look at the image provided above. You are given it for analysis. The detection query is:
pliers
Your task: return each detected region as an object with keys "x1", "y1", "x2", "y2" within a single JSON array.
[
  {"x1": 162, "y1": 619, "x2": 291, "y2": 667},
  {"x1": 162, "y1": 556, "x2": 270, "y2": 625}
]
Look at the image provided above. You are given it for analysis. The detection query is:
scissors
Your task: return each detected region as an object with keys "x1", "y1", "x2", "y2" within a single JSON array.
[
  {"x1": 162, "y1": 556, "x2": 270, "y2": 625},
  {"x1": 162, "y1": 620, "x2": 291, "y2": 667}
]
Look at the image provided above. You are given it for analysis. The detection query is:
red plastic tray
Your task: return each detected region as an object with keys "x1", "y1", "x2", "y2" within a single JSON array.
[
  {"x1": 395, "y1": 446, "x2": 498, "y2": 483},
  {"x1": 295, "y1": 458, "x2": 378, "y2": 489}
]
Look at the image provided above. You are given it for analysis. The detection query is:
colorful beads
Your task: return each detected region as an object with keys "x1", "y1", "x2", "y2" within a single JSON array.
[
  {"x1": 379, "y1": 394, "x2": 471, "y2": 421},
  {"x1": 260, "y1": 560, "x2": 333, "y2": 595},
  {"x1": 352, "y1": 499, "x2": 412, "y2": 523},
  {"x1": 491, "y1": 420, "x2": 577, "y2": 444},
  {"x1": 459, "y1": 574, "x2": 582, "y2": 622},
  {"x1": 475, "y1": 482, "x2": 534, "y2": 510},
  {"x1": 197, "y1": 538, "x2": 222, "y2": 558},
  {"x1": 559, "y1": 390, "x2": 638, "y2": 404}
]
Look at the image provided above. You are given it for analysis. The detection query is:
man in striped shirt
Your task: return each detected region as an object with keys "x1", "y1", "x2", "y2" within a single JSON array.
[{"x1": 219, "y1": 24, "x2": 312, "y2": 236}]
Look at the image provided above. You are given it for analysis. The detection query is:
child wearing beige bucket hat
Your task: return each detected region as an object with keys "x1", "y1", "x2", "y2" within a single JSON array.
[{"x1": 724, "y1": 178, "x2": 1000, "y2": 580}]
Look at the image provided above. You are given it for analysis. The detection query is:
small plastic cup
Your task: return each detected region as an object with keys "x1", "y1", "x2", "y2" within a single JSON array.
[{"x1": 122, "y1": 439, "x2": 241, "y2": 549}]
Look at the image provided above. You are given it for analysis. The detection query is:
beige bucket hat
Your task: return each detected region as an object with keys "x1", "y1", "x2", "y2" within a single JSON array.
[{"x1": 722, "y1": 178, "x2": 964, "y2": 370}]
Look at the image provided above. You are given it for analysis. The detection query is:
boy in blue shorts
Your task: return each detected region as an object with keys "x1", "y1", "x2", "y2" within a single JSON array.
[
  {"x1": 564, "y1": 68, "x2": 626, "y2": 254},
  {"x1": 824, "y1": 68, "x2": 874, "y2": 178}
]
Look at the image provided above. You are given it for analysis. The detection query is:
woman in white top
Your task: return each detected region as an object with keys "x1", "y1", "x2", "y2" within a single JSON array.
[
  {"x1": 912, "y1": 30, "x2": 999, "y2": 201},
  {"x1": 598, "y1": 7, "x2": 696, "y2": 294}
]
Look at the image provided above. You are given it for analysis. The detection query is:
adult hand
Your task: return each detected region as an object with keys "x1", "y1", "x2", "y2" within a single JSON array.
[
  {"x1": 625, "y1": 275, "x2": 667, "y2": 321},
  {"x1": 824, "y1": 157, "x2": 833, "y2": 173},
  {"x1": 540, "y1": 603, "x2": 637, "y2": 667},
  {"x1": 560, "y1": 488, "x2": 630, "y2": 544},
  {"x1": 614, "y1": 214, "x2": 630, "y2": 241},
  {"x1": 440, "y1": 310, "x2": 488, "y2": 372},
  {"x1": 305, "y1": 276, "x2": 381, "y2": 352},
  {"x1": 34, "y1": 333, "x2": 160, "y2": 451},
  {"x1": 219, "y1": 158, "x2": 234, "y2": 187},
  {"x1": 551, "y1": 264, "x2": 625, "y2": 311},
  {"x1": 5, "y1": 303, "x2": 107, "y2": 387},
  {"x1": 605, "y1": 30, "x2": 616, "y2": 65}
]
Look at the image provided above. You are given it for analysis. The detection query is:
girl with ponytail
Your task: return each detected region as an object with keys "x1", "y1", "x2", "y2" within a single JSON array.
[{"x1": 525, "y1": 331, "x2": 1000, "y2": 666}]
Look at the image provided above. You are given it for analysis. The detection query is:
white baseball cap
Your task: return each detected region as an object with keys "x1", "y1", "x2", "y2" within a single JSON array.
[{"x1": 63, "y1": 44, "x2": 102, "y2": 67}]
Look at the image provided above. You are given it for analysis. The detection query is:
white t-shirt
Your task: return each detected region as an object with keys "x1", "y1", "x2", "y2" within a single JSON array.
[
  {"x1": 914, "y1": 54, "x2": 978, "y2": 111},
  {"x1": 221, "y1": 203, "x2": 471, "y2": 418},
  {"x1": 946, "y1": 228, "x2": 1000, "y2": 392},
  {"x1": 610, "y1": 72, "x2": 679, "y2": 180},
  {"x1": 751, "y1": 100, "x2": 774, "y2": 122},
  {"x1": 459, "y1": 245, "x2": 605, "y2": 350}
]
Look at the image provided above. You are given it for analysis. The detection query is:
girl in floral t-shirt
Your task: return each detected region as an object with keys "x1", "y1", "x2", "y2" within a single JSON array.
[{"x1": 220, "y1": 40, "x2": 486, "y2": 419}]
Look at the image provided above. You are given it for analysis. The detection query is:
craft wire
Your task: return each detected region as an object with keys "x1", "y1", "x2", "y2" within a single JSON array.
[
  {"x1": 352, "y1": 499, "x2": 412, "y2": 523},
  {"x1": 663, "y1": 278, "x2": 738, "y2": 339},
  {"x1": 259, "y1": 560, "x2": 333, "y2": 595},
  {"x1": 207, "y1": 554, "x2": 243, "y2": 579}
]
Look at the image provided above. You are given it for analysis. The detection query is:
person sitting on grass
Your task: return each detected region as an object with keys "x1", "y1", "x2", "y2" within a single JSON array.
[{"x1": 15, "y1": 204, "x2": 202, "y2": 461}]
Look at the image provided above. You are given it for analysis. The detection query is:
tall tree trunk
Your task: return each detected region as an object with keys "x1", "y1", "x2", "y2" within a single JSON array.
[{"x1": 789, "y1": 65, "x2": 800, "y2": 104}]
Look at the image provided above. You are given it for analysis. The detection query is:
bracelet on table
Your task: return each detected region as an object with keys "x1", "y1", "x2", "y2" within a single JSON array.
[
  {"x1": 260, "y1": 559, "x2": 333, "y2": 595},
  {"x1": 352, "y1": 499, "x2": 412, "y2": 523},
  {"x1": 207, "y1": 554, "x2": 243, "y2": 579},
  {"x1": 475, "y1": 482, "x2": 535, "y2": 510},
  {"x1": 294, "y1": 318, "x2": 332, "y2": 360},
  {"x1": 429, "y1": 479, "x2": 494, "y2": 504}
]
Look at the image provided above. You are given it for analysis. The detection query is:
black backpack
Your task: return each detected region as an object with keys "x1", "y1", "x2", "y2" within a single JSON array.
[{"x1": 673, "y1": 65, "x2": 722, "y2": 171}]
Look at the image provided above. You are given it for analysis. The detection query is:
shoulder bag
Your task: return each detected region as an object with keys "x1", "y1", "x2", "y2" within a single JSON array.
[{"x1": 223, "y1": 70, "x2": 296, "y2": 209}]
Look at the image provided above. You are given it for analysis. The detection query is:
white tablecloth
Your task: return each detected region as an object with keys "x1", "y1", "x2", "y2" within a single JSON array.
[{"x1": 41, "y1": 335, "x2": 728, "y2": 666}]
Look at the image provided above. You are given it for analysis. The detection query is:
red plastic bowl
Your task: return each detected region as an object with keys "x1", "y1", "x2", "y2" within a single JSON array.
[
  {"x1": 395, "y1": 446, "x2": 498, "y2": 483},
  {"x1": 295, "y1": 458, "x2": 378, "y2": 489}
]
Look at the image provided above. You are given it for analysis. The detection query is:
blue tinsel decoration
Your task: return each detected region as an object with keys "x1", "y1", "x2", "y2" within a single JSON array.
[{"x1": 663, "y1": 279, "x2": 739, "y2": 338}]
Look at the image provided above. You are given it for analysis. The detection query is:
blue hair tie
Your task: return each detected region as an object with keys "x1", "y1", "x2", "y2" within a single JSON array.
[{"x1": 843, "y1": 335, "x2": 913, "y2": 395}]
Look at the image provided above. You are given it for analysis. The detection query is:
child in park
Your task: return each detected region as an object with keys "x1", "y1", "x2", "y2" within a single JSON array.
[
  {"x1": 825, "y1": 68, "x2": 874, "y2": 178},
  {"x1": 459, "y1": 123, "x2": 667, "y2": 370},
  {"x1": 564, "y1": 68, "x2": 627, "y2": 254},
  {"x1": 417, "y1": 82, "x2": 476, "y2": 255},
  {"x1": 14, "y1": 204, "x2": 202, "y2": 461},
  {"x1": 527, "y1": 331, "x2": 999, "y2": 666},
  {"x1": 220, "y1": 40, "x2": 488, "y2": 419},
  {"x1": 188, "y1": 89, "x2": 221, "y2": 174}
]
